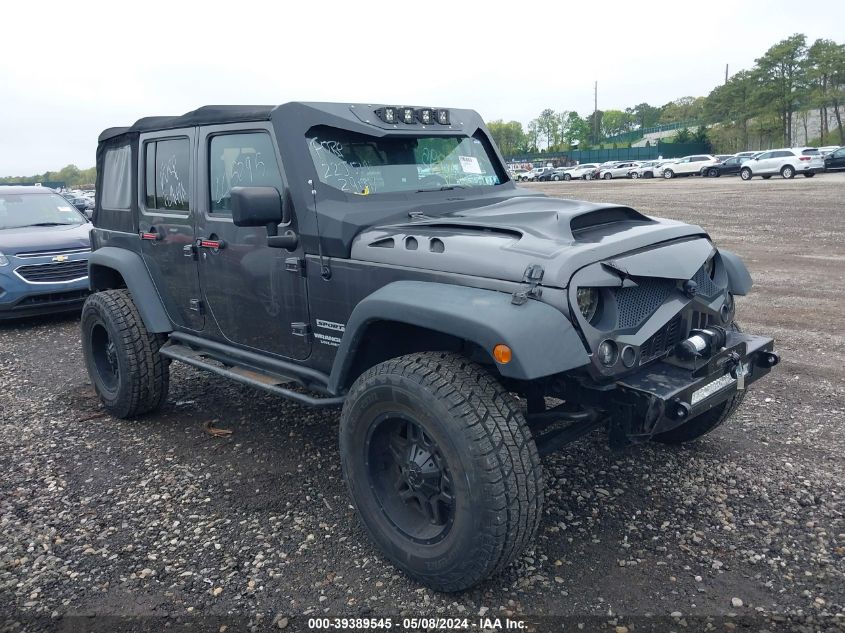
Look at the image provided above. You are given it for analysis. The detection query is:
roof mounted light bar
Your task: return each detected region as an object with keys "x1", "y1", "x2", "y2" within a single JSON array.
[{"x1": 375, "y1": 106, "x2": 450, "y2": 125}]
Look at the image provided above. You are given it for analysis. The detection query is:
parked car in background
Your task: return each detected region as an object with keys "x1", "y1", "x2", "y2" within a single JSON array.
[
  {"x1": 518, "y1": 166, "x2": 551, "y2": 182},
  {"x1": 629, "y1": 160, "x2": 668, "y2": 179},
  {"x1": 703, "y1": 155, "x2": 752, "y2": 177},
  {"x1": 817, "y1": 146, "x2": 840, "y2": 157},
  {"x1": 662, "y1": 155, "x2": 719, "y2": 179},
  {"x1": 508, "y1": 167, "x2": 528, "y2": 180},
  {"x1": 599, "y1": 162, "x2": 638, "y2": 179},
  {"x1": 823, "y1": 146, "x2": 845, "y2": 171},
  {"x1": 562, "y1": 163, "x2": 599, "y2": 180},
  {"x1": 734, "y1": 151, "x2": 759, "y2": 158},
  {"x1": 537, "y1": 167, "x2": 570, "y2": 182},
  {"x1": 740, "y1": 148, "x2": 824, "y2": 180},
  {"x1": 714, "y1": 154, "x2": 734, "y2": 162},
  {"x1": 62, "y1": 193, "x2": 95, "y2": 216},
  {"x1": 0, "y1": 186, "x2": 92, "y2": 319}
]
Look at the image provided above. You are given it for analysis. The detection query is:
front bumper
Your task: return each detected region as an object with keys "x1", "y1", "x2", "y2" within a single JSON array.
[{"x1": 602, "y1": 330, "x2": 777, "y2": 440}]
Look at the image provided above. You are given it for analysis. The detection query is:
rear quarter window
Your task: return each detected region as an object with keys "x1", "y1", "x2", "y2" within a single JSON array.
[{"x1": 101, "y1": 144, "x2": 132, "y2": 210}]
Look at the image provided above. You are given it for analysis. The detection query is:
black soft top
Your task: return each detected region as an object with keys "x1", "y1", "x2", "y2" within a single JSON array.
[{"x1": 98, "y1": 105, "x2": 275, "y2": 142}]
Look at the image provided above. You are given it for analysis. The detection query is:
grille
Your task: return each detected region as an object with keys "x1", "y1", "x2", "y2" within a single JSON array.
[
  {"x1": 690, "y1": 310, "x2": 714, "y2": 330},
  {"x1": 692, "y1": 264, "x2": 719, "y2": 297},
  {"x1": 639, "y1": 313, "x2": 683, "y2": 364},
  {"x1": 15, "y1": 247, "x2": 91, "y2": 259},
  {"x1": 18, "y1": 290, "x2": 88, "y2": 306},
  {"x1": 615, "y1": 278, "x2": 677, "y2": 329},
  {"x1": 16, "y1": 260, "x2": 88, "y2": 283}
]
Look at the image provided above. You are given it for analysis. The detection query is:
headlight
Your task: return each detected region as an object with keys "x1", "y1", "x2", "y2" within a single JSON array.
[
  {"x1": 576, "y1": 287, "x2": 599, "y2": 322},
  {"x1": 0, "y1": 252, "x2": 8, "y2": 267}
]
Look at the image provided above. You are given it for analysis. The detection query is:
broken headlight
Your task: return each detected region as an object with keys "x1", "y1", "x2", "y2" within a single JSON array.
[{"x1": 576, "y1": 287, "x2": 599, "y2": 322}]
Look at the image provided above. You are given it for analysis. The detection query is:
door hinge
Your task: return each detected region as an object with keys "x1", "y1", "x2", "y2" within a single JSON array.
[
  {"x1": 512, "y1": 264, "x2": 544, "y2": 305},
  {"x1": 285, "y1": 257, "x2": 306, "y2": 276},
  {"x1": 183, "y1": 243, "x2": 198, "y2": 259},
  {"x1": 291, "y1": 322, "x2": 311, "y2": 337},
  {"x1": 189, "y1": 299, "x2": 205, "y2": 314}
]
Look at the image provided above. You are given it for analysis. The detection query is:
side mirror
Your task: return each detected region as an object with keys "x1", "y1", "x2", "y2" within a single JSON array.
[
  {"x1": 231, "y1": 186, "x2": 287, "y2": 226},
  {"x1": 230, "y1": 186, "x2": 298, "y2": 250}
]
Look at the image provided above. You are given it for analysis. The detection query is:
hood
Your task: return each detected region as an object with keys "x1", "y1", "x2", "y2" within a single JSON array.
[
  {"x1": 350, "y1": 196, "x2": 709, "y2": 287},
  {"x1": 0, "y1": 223, "x2": 92, "y2": 256}
]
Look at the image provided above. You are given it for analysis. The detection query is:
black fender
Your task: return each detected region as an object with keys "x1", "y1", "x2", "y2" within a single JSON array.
[
  {"x1": 88, "y1": 247, "x2": 172, "y2": 333},
  {"x1": 718, "y1": 248, "x2": 753, "y2": 296},
  {"x1": 328, "y1": 281, "x2": 589, "y2": 393}
]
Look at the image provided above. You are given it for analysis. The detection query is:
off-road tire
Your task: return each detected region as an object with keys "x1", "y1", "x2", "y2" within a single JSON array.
[
  {"x1": 81, "y1": 289, "x2": 170, "y2": 418},
  {"x1": 339, "y1": 352, "x2": 543, "y2": 591},
  {"x1": 653, "y1": 323, "x2": 745, "y2": 444}
]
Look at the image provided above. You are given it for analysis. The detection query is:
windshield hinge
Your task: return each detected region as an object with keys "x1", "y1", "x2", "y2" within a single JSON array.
[{"x1": 512, "y1": 264, "x2": 544, "y2": 305}]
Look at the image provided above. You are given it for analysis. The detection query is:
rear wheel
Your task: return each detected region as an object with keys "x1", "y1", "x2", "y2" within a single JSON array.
[
  {"x1": 803, "y1": 172, "x2": 815, "y2": 178},
  {"x1": 552, "y1": 174, "x2": 560, "y2": 181},
  {"x1": 631, "y1": 172, "x2": 639, "y2": 179},
  {"x1": 708, "y1": 168, "x2": 719, "y2": 177},
  {"x1": 762, "y1": 175, "x2": 772, "y2": 179},
  {"x1": 339, "y1": 352, "x2": 543, "y2": 591},
  {"x1": 781, "y1": 165, "x2": 795, "y2": 179},
  {"x1": 740, "y1": 168, "x2": 752, "y2": 180},
  {"x1": 603, "y1": 172, "x2": 612, "y2": 180},
  {"x1": 81, "y1": 290, "x2": 170, "y2": 418},
  {"x1": 563, "y1": 173, "x2": 571, "y2": 181}
]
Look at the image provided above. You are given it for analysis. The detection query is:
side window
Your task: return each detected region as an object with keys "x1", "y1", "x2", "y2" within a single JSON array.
[
  {"x1": 144, "y1": 138, "x2": 191, "y2": 212},
  {"x1": 776, "y1": 150, "x2": 793, "y2": 158},
  {"x1": 757, "y1": 152, "x2": 772, "y2": 160},
  {"x1": 101, "y1": 143, "x2": 132, "y2": 210},
  {"x1": 209, "y1": 132, "x2": 283, "y2": 213}
]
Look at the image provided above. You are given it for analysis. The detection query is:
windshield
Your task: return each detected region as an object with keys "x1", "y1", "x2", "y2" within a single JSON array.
[
  {"x1": 306, "y1": 126, "x2": 505, "y2": 195},
  {"x1": 0, "y1": 193, "x2": 86, "y2": 230}
]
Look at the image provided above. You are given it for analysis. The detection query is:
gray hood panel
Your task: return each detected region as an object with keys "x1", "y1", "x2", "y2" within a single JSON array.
[{"x1": 351, "y1": 196, "x2": 708, "y2": 287}]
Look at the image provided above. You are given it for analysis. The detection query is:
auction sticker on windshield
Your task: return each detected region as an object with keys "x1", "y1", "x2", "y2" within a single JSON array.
[{"x1": 459, "y1": 155, "x2": 482, "y2": 174}]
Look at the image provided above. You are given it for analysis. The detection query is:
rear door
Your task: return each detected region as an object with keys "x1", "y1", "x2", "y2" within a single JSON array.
[
  {"x1": 137, "y1": 129, "x2": 204, "y2": 330},
  {"x1": 195, "y1": 123, "x2": 311, "y2": 360},
  {"x1": 753, "y1": 151, "x2": 774, "y2": 174}
]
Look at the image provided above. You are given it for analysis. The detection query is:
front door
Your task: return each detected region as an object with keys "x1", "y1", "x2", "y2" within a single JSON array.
[
  {"x1": 195, "y1": 124, "x2": 311, "y2": 360},
  {"x1": 137, "y1": 129, "x2": 204, "y2": 330}
]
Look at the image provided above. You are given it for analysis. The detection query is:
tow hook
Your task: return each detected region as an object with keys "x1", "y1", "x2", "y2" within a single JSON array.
[{"x1": 756, "y1": 351, "x2": 780, "y2": 368}]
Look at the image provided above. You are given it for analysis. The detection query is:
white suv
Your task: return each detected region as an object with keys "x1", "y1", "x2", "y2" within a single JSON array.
[
  {"x1": 739, "y1": 148, "x2": 825, "y2": 180},
  {"x1": 562, "y1": 163, "x2": 599, "y2": 180},
  {"x1": 661, "y1": 155, "x2": 719, "y2": 178},
  {"x1": 599, "y1": 161, "x2": 638, "y2": 179}
]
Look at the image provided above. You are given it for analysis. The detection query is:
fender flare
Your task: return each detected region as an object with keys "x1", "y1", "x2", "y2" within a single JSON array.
[
  {"x1": 718, "y1": 248, "x2": 753, "y2": 296},
  {"x1": 327, "y1": 281, "x2": 589, "y2": 393},
  {"x1": 88, "y1": 247, "x2": 172, "y2": 333}
]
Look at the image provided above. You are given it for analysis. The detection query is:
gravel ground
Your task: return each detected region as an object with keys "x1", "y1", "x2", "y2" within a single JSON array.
[{"x1": 2, "y1": 173, "x2": 844, "y2": 632}]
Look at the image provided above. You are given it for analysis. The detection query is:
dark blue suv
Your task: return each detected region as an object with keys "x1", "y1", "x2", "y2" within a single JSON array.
[{"x1": 0, "y1": 186, "x2": 92, "y2": 319}]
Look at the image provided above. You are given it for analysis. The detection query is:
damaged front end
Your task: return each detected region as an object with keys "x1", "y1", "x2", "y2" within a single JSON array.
[{"x1": 531, "y1": 236, "x2": 778, "y2": 452}]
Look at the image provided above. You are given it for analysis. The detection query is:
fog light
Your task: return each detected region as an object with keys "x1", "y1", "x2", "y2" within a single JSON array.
[
  {"x1": 597, "y1": 340, "x2": 618, "y2": 366},
  {"x1": 621, "y1": 345, "x2": 636, "y2": 368}
]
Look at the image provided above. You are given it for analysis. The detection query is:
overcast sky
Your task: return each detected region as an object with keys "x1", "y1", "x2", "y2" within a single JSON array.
[{"x1": 1, "y1": 0, "x2": 843, "y2": 176}]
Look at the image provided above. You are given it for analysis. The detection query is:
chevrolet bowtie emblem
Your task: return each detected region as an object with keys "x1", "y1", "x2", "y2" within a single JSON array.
[{"x1": 52, "y1": 255, "x2": 68, "y2": 263}]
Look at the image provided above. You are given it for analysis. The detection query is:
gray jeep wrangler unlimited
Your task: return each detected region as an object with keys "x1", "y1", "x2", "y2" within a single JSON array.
[{"x1": 83, "y1": 102, "x2": 779, "y2": 591}]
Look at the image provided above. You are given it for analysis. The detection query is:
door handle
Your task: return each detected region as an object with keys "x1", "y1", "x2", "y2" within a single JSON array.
[
  {"x1": 139, "y1": 226, "x2": 163, "y2": 241},
  {"x1": 197, "y1": 236, "x2": 226, "y2": 251}
]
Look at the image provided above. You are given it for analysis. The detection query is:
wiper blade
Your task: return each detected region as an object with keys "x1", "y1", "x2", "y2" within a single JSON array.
[
  {"x1": 22, "y1": 222, "x2": 76, "y2": 227},
  {"x1": 415, "y1": 185, "x2": 467, "y2": 193}
]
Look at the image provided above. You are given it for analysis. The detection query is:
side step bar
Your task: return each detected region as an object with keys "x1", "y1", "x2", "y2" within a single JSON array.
[{"x1": 159, "y1": 342, "x2": 346, "y2": 409}]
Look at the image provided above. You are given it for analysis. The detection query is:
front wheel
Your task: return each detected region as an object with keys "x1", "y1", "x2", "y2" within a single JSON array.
[
  {"x1": 563, "y1": 173, "x2": 571, "y2": 181},
  {"x1": 339, "y1": 352, "x2": 543, "y2": 592},
  {"x1": 552, "y1": 174, "x2": 560, "y2": 181},
  {"x1": 81, "y1": 290, "x2": 170, "y2": 418},
  {"x1": 630, "y1": 172, "x2": 639, "y2": 179},
  {"x1": 602, "y1": 172, "x2": 612, "y2": 180},
  {"x1": 804, "y1": 172, "x2": 815, "y2": 178},
  {"x1": 708, "y1": 168, "x2": 719, "y2": 177},
  {"x1": 740, "y1": 168, "x2": 752, "y2": 180},
  {"x1": 663, "y1": 169, "x2": 674, "y2": 179}
]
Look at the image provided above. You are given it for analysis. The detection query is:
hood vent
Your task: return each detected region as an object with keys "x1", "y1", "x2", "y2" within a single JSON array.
[{"x1": 570, "y1": 207, "x2": 651, "y2": 235}]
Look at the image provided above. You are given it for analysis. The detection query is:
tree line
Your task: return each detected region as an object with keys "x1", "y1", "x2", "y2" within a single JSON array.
[
  {"x1": 0, "y1": 164, "x2": 96, "y2": 188},
  {"x1": 488, "y1": 33, "x2": 844, "y2": 156}
]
